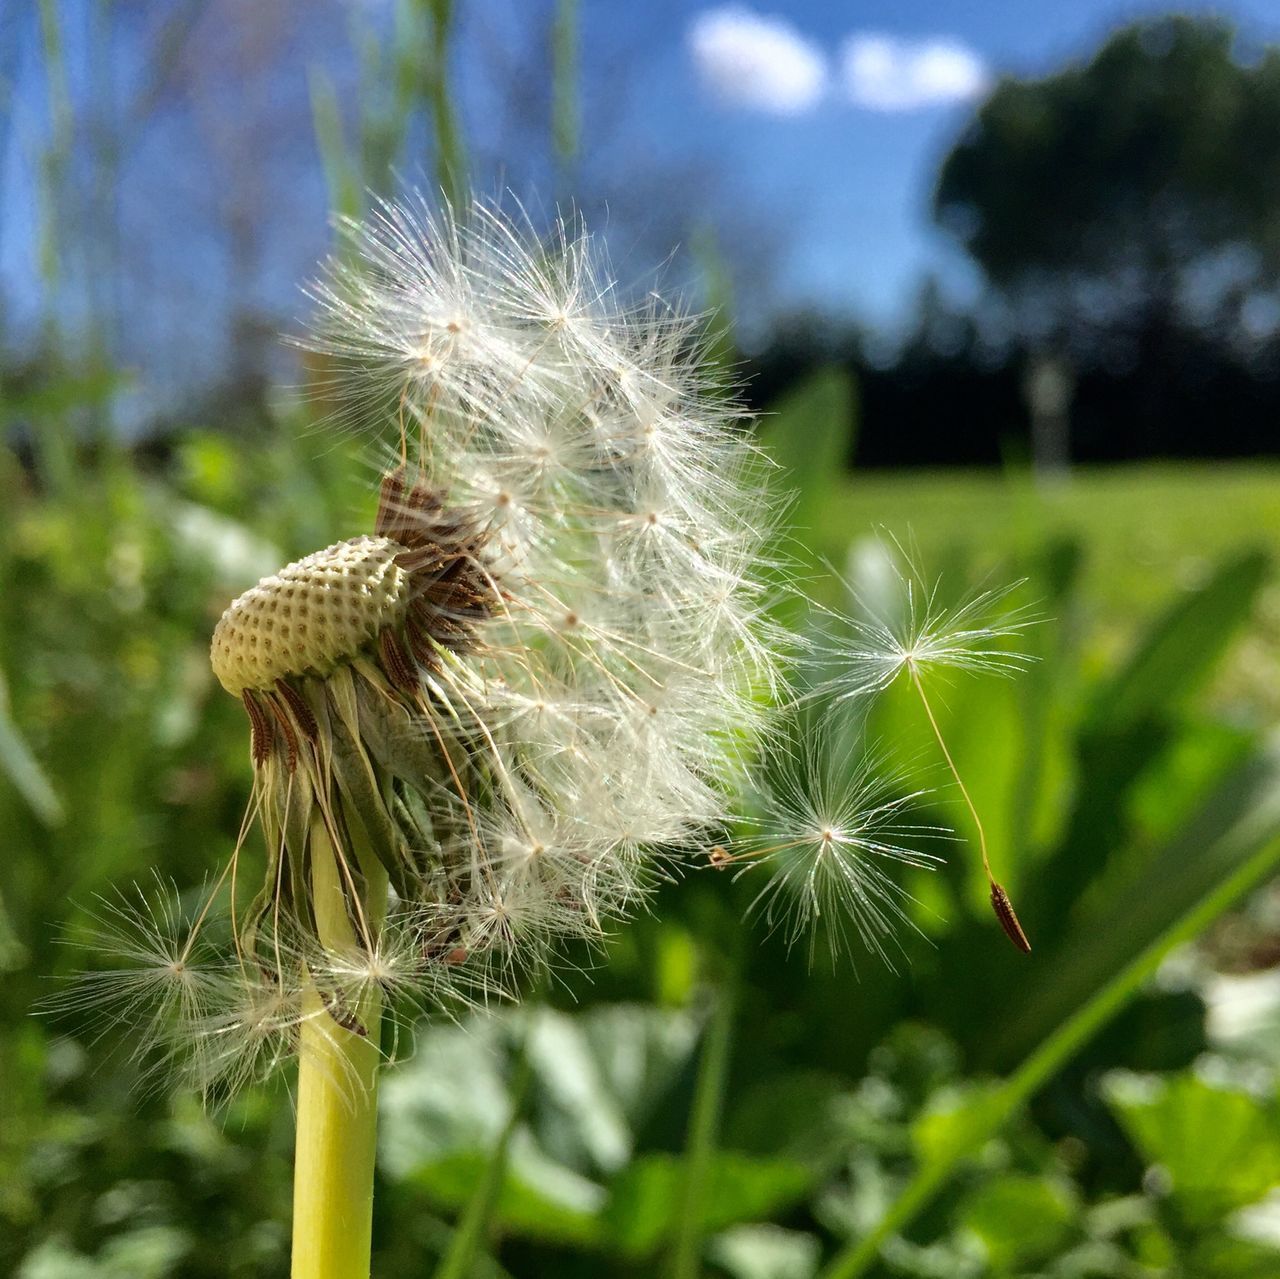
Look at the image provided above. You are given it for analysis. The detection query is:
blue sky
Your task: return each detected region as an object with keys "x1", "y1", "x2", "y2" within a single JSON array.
[
  {"x1": 633, "y1": 0, "x2": 1280, "y2": 328},
  {"x1": 7, "y1": 0, "x2": 1280, "y2": 398}
]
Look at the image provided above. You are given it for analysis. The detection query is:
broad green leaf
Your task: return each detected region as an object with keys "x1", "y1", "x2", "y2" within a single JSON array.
[
  {"x1": 1086, "y1": 548, "x2": 1269, "y2": 732},
  {"x1": 956, "y1": 1173, "x2": 1076, "y2": 1270},
  {"x1": 709, "y1": 1225, "x2": 821, "y2": 1279},
  {"x1": 987, "y1": 732, "x2": 1280, "y2": 1066},
  {"x1": 601, "y1": 1152, "x2": 815, "y2": 1258},
  {"x1": 760, "y1": 369, "x2": 856, "y2": 545},
  {"x1": 910, "y1": 1083, "x2": 1004, "y2": 1166},
  {"x1": 817, "y1": 733, "x2": 1280, "y2": 1279},
  {"x1": 408, "y1": 1147, "x2": 602, "y2": 1247},
  {"x1": 1022, "y1": 550, "x2": 1270, "y2": 950},
  {"x1": 1188, "y1": 1231, "x2": 1280, "y2": 1279},
  {"x1": 1105, "y1": 1071, "x2": 1280, "y2": 1226}
]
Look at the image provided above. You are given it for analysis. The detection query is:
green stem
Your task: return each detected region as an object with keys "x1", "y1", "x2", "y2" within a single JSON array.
[
  {"x1": 818, "y1": 830, "x2": 1280, "y2": 1279},
  {"x1": 291, "y1": 816, "x2": 387, "y2": 1279},
  {"x1": 669, "y1": 976, "x2": 737, "y2": 1279},
  {"x1": 551, "y1": 0, "x2": 579, "y2": 187},
  {"x1": 433, "y1": 1031, "x2": 533, "y2": 1279},
  {"x1": 424, "y1": 0, "x2": 467, "y2": 209}
]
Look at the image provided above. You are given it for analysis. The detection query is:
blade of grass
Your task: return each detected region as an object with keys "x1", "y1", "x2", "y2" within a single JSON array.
[
  {"x1": 668, "y1": 975, "x2": 737, "y2": 1279},
  {"x1": 422, "y1": 0, "x2": 467, "y2": 209},
  {"x1": 432, "y1": 1028, "x2": 533, "y2": 1279},
  {"x1": 309, "y1": 67, "x2": 360, "y2": 222},
  {"x1": 0, "y1": 663, "x2": 63, "y2": 827},
  {"x1": 818, "y1": 738, "x2": 1280, "y2": 1279},
  {"x1": 551, "y1": 0, "x2": 579, "y2": 187}
]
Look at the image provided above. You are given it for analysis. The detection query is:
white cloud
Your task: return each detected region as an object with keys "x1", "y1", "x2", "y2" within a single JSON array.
[
  {"x1": 688, "y1": 7, "x2": 827, "y2": 116},
  {"x1": 842, "y1": 34, "x2": 990, "y2": 112}
]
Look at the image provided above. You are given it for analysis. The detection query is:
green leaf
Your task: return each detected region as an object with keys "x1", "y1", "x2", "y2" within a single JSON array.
[
  {"x1": 1105, "y1": 1071, "x2": 1280, "y2": 1226},
  {"x1": 409, "y1": 1149, "x2": 602, "y2": 1247},
  {"x1": 709, "y1": 1225, "x2": 821, "y2": 1279},
  {"x1": 957, "y1": 1173, "x2": 1076, "y2": 1270},
  {"x1": 759, "y1": 369, "x2": 856, "y2": 545},
  {"x1": 989, "y1": 733, "x2": 1280, "y2": 1065},
  {"x1": 601, "y1": 1152, "x2": 816, "y2": 1258},
  {"x1": 1187, "y1": 1231, "x2": 1280, "y2": 1279},
  {"x1": 911, "y1": 1083, "x2": 1004, "y2": 1167},
  {"x1": 1086, "y1": 548, "x2": 1269, "y2": 732}
]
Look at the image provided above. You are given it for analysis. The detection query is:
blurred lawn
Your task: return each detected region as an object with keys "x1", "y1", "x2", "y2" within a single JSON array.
[{"x1": 832, "y1": 462, "x2": 1280, "y2": 623}]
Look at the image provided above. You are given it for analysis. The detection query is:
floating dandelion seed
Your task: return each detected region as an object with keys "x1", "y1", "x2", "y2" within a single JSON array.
[
  {"x1": 820, "y1": 546, "x2": 1038, "y2": 951},
  {"x1": 824, "y1": 553, "x2": 1037, "y2": 700},
  {"x1": 50, "y1": 876, "x2": 225, "y2": 1057},
  {"x1": 729, "y1": 729, "x2": 947, "y2": 968}
]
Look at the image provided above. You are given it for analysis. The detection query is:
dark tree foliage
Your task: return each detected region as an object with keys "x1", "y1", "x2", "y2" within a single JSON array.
[
  {"x1": 935, "y1": 17, "x2": 1280, "y2": 356},
  {"x1": 745, "y1": 17, "x2": 1280, "y2": 470},
  {"x1": 743, "y1": 302, "x2": 1280, "y2": 470}
]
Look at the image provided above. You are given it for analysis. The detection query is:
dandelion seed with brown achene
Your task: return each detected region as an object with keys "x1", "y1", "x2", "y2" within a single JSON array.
[{"x1": 822, "y1": 542, "x2": 1039, "y2": 952}]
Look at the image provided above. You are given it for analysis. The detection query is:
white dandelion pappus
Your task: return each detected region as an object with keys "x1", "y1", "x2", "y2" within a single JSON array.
[
  {"x1": 822, "y1": 541, "x2": 1037, "y2": 701},
  {"x1": 734, "y1": 729, "x2": 947, "y2": 968}
]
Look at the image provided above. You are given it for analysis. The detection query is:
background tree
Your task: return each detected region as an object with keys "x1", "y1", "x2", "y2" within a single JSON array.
[{"x1": 935, "y1": 16, "x2": 1280, "y2": 455}]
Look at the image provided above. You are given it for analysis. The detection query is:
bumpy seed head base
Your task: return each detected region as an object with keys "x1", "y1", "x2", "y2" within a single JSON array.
[
  {"x1": 211, "y1": 535, "x2": 412, "y2": 698},
  {"x1": 207, "y1": 469, "x2": 505, "y2": 1029}
]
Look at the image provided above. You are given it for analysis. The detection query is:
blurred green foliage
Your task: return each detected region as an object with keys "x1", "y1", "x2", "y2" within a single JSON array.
[{"x1": 3, "y1": 364, "x2": 1280, "y2": 1278}]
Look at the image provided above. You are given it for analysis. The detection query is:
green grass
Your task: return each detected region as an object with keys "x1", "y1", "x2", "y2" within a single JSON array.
[{"x1": 828, "y1": 461, "x2": 1280, "y2": 621}]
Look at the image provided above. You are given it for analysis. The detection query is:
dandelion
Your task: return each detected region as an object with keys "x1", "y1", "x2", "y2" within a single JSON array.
[
  {"x1": 49, "y1": 194, "x2": 1030, "y2": 1279},
  {"x1": 222, "y1": 194, "x2": 784, "y2": 1277},
  {"x1": 730, "y1": 727, "x2": 947, "y2": 968},
  {"x1": 820, "y1": 542, "x2": 1038, "y2": 952}
]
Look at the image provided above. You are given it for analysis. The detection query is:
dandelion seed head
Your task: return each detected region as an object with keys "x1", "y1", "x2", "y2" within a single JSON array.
[{"x1": 52, "y1": 195, "x2": 1001, "y2": 1101}]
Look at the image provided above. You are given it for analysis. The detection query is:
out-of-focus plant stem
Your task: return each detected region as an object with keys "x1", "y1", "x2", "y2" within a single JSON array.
[
  {"x1": 818, "y1": 821, "x2": 1280, "y2": 1279},
  {"x1": 551, "y1": 0, "x2": 579, "y2": 190},
  {"x1": 668, "y1": 968, "x2": 737, "y2": 1279},
  {"x1": 423, "y1": 0, "x2": 467, "y2": 210},
  {"x1": 433, "y1": 1032, "x2": 534, "y2": 1279}
]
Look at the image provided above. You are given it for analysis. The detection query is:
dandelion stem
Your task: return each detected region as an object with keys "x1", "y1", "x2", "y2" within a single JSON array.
[{"x1": 291, "y1": 815, "x2": 387, "y2": 1279}]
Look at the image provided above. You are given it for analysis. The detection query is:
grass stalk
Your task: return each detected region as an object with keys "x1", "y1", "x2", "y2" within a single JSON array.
[
  {"x1": 433, "y1": 1033, "x2": 533, "y2": 1279},
  {"x1": 817, "y1": 826, "x2": 1280, "y2": 1279},
  {"x1": 551, "y1": 0, "x2": 580, "y2": 186},
  {"x1": 668, "y1": 973, "x2": 737, "y2": 1279},
  {"x1": 423, "y1": 0, "x2": 467, "y2": 209},
  {"x1": 291, "y1": 816, "x2": 387, "y2": 1279}
]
